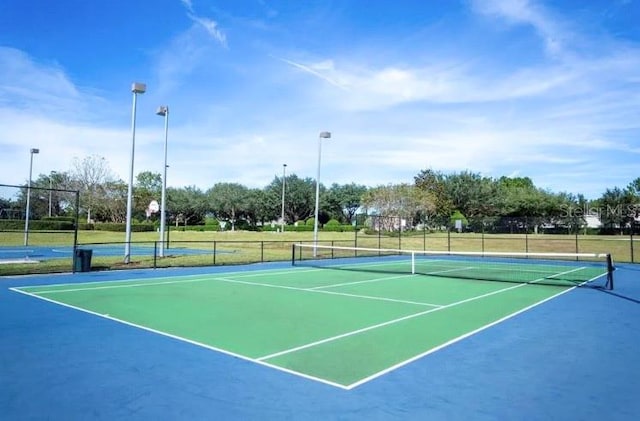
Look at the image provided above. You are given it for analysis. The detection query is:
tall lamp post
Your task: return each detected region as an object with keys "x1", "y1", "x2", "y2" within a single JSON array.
[
  {"x1": 156, "y1": 105, "x2": 169, "y2": 257},
  {"x1": 281, "y1": 163, "x2": 287, "y2": 233},
  {"x1": 313, "y1": 131, "x2": 331, "y2": 256},
  {"x1": 48, "y1": 171, "x2": 57, "y2": 217},
  {"x1": 124, "y1": 82, "x2": 146, "y2": 263},
  {"x1": 24, "y1": 148, "x2": 39, "y2": 246}
]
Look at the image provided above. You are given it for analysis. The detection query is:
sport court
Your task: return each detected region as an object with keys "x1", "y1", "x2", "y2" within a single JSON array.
[
  {"x1": 9, "y1": 245, "x2": 614, "y2": 389},
  {"x1": 2, "y1": 245, "x2": 639, "y2": 419}
]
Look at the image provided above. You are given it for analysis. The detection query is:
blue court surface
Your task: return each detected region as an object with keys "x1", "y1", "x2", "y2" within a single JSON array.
[
  {"x1": 1, "y1": 262, "x2": 639, "y2": 420},
  {"x1": 0, "y1": 245, "x2": 222, "y2": 261}
]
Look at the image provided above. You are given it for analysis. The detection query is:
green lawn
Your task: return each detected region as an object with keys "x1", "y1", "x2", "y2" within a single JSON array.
[{"x1": 0, "y1": 229, "x2": 634, "y2": 276}]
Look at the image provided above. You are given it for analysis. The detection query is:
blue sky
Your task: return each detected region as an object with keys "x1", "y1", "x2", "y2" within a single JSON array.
[{"x1": 0, "y1": 0, "x2": 638, "y2": 199}]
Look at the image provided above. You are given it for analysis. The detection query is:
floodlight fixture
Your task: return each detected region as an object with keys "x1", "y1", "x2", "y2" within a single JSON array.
[{"x1": 131, "y1": 82, "x2": 146, "y2": 94}]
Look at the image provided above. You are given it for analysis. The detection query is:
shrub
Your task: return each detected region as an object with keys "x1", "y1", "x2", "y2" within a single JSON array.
[
  {"x1": 288, "y1": 224, "x2": 314, "y2": 232},
  {"x1": 94, "y1": 223, "x2": 155, "y2": 232},
  {"x1": 450, "y1": 210, "x2": 468, "y2": 231},
  {"x1": 0, "y1": 219, "x2": 76, "y2": 230}
]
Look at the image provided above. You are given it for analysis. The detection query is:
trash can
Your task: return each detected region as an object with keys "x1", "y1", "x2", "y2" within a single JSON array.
[{"x1": 74, "y1": 249, "x2": 93, "y2": 272}]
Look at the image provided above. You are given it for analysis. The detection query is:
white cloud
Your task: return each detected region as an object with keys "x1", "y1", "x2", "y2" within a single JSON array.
[
  {"x1": 188, "y1": 14, "x2": 227, "y2": 47},
  {"x1": 470, "y1": 0, "x2": 568, "y2": 55},
  {"x1": 277, "y1": 57, "x2": 348, "y2": 90},
  {"x1": 179, "y1": 0, "x2": 227, "y2": 47},
  {"x1": 0, "y1": 47, "x2": 82, "y2": 118}
]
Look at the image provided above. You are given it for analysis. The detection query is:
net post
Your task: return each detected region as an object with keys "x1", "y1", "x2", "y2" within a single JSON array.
[
  {"x1": 411, "y1": 251, "x2": 416, "y2": 274},
  {"x1": 291, "y1": 243, "x2": 296, "y2": 266},
  {"x1": 606, "y1": 254, "x2": 615, "y2": 290}
]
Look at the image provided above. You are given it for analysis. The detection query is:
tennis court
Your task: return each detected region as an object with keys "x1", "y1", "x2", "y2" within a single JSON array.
[
  {"x1": 10, "y1": 245, "x2": 613, "y2": 389},
  {"x1": 0, "y1": 244, "x2": 226, "y2": 262},
  {"x1": 2, "y1": 245, "x2": 639, "y2": 419}
]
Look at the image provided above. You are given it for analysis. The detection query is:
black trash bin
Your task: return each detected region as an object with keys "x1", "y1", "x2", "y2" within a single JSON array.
[{"x1": 74, "y1": 249, "x2": 93, "y2": 272}]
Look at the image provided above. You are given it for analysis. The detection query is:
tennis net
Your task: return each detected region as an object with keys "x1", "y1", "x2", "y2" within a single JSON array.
[{"x1": 291, "y1": 244, "x2": 614, "y2": 289}]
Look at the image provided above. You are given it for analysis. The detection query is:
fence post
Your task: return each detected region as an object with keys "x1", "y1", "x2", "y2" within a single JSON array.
[
  {"x1": 213, "y1": 241, "x2": 217, "y2": 265},
  {"x1": 423, "y1": 221, "x2": 426, "y2": 251},
  {"x1": 631, "y1": 230, "x2": 635, "y2": 264},
  {"x1": 447, "y1": 227, "x2": 451, "y2": 252},
  {"x1": 525, "y1": 217, "x2": 529, "y2": 253},
  {"x1": 354, "y1": 227, "x2": 358, "y2": 248}
]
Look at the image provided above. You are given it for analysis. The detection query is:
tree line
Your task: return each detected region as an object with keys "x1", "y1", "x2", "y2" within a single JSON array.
[{"x1": 1, "y1": 155, "x2": 638, "y2": 232}]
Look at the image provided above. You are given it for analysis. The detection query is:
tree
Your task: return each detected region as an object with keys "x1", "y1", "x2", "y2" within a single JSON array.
[
  {"x1": 324, "y1": 183, "x2": 368, "y2": 224},
  {"x1": 70, "y1": 155, "x2": 118, "y2": 223},
  {"x1": 414, "y1": 169, "x2": 454, "y2": 221},
  {"x1": 444, "y1": 171, "x2": 498, "y2": 218},
  {"x1": 168, "y1": 186, "x2": 207, "y2": 227},
  {"x1": 244, "y1": 188, "x2": 272, "y2": 227},
  {"x1": 362, "y1": 183, "x2": 434, "y2": 231},
  {"x1": 93, "y1": 180, "x2": 127, "y2": 223},
  {"x1": 595, "y1": 187, "x2": 637, "y2": 233},
  {"x1": 627, "y1": 177, "x2": 640, "y2": 198},
  {"x1": 135, "y1": 171, "x2": 162, "y2": 220},
  {"x1": 264, "y1": 174, "x2": 317, "y2": 224},
  {"x1": 207, "y1": 182, "x2": 250, "y2": 231}
]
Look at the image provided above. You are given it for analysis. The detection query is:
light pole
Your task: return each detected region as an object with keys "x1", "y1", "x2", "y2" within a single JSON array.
[
  {"x1": 48, "y1": 171, "x2": 56, "y2": 217},
  {"x1": 156, "y1": 105, "x2": 169, "y2": 257},
  {"x1": 313, "y1": 131, "x2": 331, "y2": 256},
  {"x1": 24, "y1": 148, "x2": 39, "y2": 246},
  {"x1": 281, "y1": 163, "x2": 287, "y2": 233},
  {"x1": 124, "y1": 82, "x2": 146, "y2": 263}
]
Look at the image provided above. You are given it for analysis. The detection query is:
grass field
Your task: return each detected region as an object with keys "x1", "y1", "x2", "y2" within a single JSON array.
[{"x1": 0, "y1": 229, "x2": 635, "y2": 276}]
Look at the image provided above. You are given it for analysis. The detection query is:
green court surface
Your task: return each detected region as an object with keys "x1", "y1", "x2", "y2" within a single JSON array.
[{"x1": 14, "y1": 260, "x2": 608, "y2": 389}]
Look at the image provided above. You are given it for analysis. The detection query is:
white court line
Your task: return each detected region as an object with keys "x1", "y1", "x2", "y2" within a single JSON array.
[
  {"x1": 545, "y1": 266, "x2": 585, "y2": 279},
  {"x1": 14, "y1": 265, "x2": 327, "y2": 292},
  {"x1": 14, "y1": 266, "x2": 329, "y2": 291},
  {"x1": 424, "y1": 266, "x2": 477, "y2": 275},
  {"x1": 256, "y1": 266, "x2": 584, "y2": 363},
  {"x1": 308, "y1": 273, "x2": 420, "y2": 290},
  {"x1": 23, "y1": 276, "x2": 217, "y2": 294},
  {"x1": 212, "y1": 277, "x2": 442, "y2": 308},
  {"x1": 21, "y1": 272, "x2": 442, "y2": 308},
  {"x1": 0, "y1": 249, "x2": 36, "y2": 254}
]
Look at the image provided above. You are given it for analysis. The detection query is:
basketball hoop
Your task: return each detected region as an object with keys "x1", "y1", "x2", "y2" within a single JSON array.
[{"x1": 149, "y1": 200, "x2": 160, "y2": 214}]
